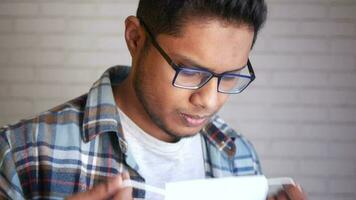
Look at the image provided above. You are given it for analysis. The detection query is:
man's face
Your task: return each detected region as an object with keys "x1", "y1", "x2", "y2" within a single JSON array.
[{"x1": 133, "y1": 19, "x2": 254, "y2": 141}]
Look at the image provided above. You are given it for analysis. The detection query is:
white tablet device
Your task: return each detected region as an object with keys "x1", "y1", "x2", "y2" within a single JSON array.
[{"x1": 122, "y1": 175, "x2": 295, "y2": 200}]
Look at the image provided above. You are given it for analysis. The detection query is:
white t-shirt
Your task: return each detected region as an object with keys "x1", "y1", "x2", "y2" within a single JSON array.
[{"x1": 118, "y1": 108, "x2": 205, "y2": 200}]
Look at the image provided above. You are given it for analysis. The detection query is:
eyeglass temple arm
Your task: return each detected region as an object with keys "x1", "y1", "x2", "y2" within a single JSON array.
[
  {"x1": 247, "y1": 59, "x2": 256, "y2": 80},
  {"x1": 138, "y1": 18, "x2": 178, "y2": 69}
]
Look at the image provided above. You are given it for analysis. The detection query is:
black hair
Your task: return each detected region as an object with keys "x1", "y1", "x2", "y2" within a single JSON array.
[{"x1": 136, "y1": 0, "x2": 267, "y2": 46}]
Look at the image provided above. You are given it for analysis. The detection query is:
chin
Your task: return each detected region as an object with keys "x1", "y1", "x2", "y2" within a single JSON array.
[{"x1": 168, "y1": 125, "x2": 204, "y2": 139}]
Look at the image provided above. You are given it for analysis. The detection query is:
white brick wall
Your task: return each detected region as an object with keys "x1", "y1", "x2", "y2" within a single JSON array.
[{"x1": 0, "y1": 0, "x2": 355, "y2": 199}]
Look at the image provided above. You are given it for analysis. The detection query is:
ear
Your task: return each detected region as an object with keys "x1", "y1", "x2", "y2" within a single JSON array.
[{"x1": 124, "y1": 16, "x2": 146, "y2": 58}]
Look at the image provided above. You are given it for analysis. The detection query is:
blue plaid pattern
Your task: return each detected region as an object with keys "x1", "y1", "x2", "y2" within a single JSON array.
[{"x1": 0, "y1": 66, "x2": 262, "y2": 199}]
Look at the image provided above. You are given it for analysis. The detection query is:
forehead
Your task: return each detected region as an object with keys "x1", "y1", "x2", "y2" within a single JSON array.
[{"x1": 156, "y1": 18, "x2": 254, "y2": 72}]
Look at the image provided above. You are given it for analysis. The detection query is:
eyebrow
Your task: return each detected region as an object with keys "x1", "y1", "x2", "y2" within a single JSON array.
[{"x1": 172, "y1": 53, "x2": 247, "y2": 75}]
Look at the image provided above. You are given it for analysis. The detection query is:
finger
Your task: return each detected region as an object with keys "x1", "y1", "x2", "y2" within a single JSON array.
[
  {"x1": 67, "y1": 175, "x2": 123, "y2": 200},
  {"x1": 275, "y1": 189, "x2": 289, "y2": 200},
  {"x1": 283, "y1": 184, "x2": 307, "y2": 200},
  {"x1": 267, "y1": 196, "x2": 276, "y2": 200},
  {"x1": 112, "y1": 172, "x2": 133, "y2": 200},
  {"x1": 122, "y1": 171, "x2": 130, "y2": 180}
]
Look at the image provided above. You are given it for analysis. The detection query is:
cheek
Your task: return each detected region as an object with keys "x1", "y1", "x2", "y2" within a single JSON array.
[
  {"x1": 140, "y1": 69, "x2": 181, "y2": 110},
  {"x1": 217, "y1": 95, "x2": 229, "y2": 110}
]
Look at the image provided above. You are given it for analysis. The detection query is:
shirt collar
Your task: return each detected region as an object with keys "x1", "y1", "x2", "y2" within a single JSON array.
[
  {"x1": 202, "y1": 115, "x2": 237, "y2": 158},
  {"x1": 82, "y1": 66, "x2": 130, "y2": 143}
]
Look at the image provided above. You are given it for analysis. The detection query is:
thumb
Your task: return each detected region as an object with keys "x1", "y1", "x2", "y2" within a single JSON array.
[
  {"x1": 113, "y1": 172, "x2": 133, "y2": 200},
  {"x1": 66, "y1": 175, "x2": 124, "y2": 200}
]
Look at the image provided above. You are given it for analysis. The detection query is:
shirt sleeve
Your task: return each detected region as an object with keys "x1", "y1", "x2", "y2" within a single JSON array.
[{"x1": 0, "y1": 127, "x2": 25, "y2": 200}]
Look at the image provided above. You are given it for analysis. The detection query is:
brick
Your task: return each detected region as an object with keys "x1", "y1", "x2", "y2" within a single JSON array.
[
  {"x1": 296, "y1": 177, "x2": 328, "y2": 194},
  {"x1": 269, "y1": 4, "x2": 328, "y2": 19},
  {"x1": 9, "y1": 84, "x2": 62, "y2": 99},
  {"x1": 0, "y1": 114, "x2": 41, "y2": 127},
  {"x1": 252, "y1": 54, "x2": 300, "y2": 71},
  {"x1": 36, "y1": 68, "x2": 97, "y2": 83},
  {"x1": 272, "y1": 71, "x2": 329, "y2": 87},
  {"x1": 299, "y1": 90, "x2": 356, "y2": 106},
  {"x1": 0, "y1": 86, "x2": 9, "y2": 97},
  {"x1": 40, "y1": 3, "x2": 96, "y2": 17},
  {"x1": 331, "y1": 39, "x2": 356, "y2": 54},
  {"x1": 227, "y1": 104, "x2": 329, "y2": 122},
  {"x1": 0, "y1": 19, "x2": 13, "y2": 32},
  {"x1": 0, "y1": 3, "x2": 39, "y2": 16},
  {"x1": 329, "y1": 179, "x2": 356, "y2": 194},
  {"x1": 60, "y1": 84, "x2": 90, "y2": 99},
  {"x1": 300, "y1": 22, "x2": 355, "y2": 36},
  {"x1": 269, "y1": 141, "x2": 329, "y2": 157},
  {"x1": 300, "y1": 55, "x2": 354, "y2": 71},
  {"x1": 33, "y1": 99, "x2": 64, "y2": 114},
  {"x1": 236, "y1": 122, "x2": 298, "y2": 140},
  {"x1": 97, "y1": 36, "x2": 126, "y2": 50},
  {"x1": 329, "y1": 107, "x2": 356, "y2": 123},
  {"x1": 262, "y1": 20, "x2": 299, "y2": 36},
  {"x1": 66, "y1": 52, "x2": 130, "y2": 67},
  {"x1": 66, "y1": 52, "x2": 99, "y2": 67},
  {"x1": 0, "y1": 67, "x2": 34, "y2": 82},
  {"x1": 251, "y1": 36, "x2": 269, "y2": 52},
  {"x1": 270, "y1": 38, "x2": 329, "y2": 53},
  {"x1": 0, "y1": 35, "x2": 40, "y2": 49},
  {"x1": 67, "y1": 19, "x2": 122, "y2": 34},
  {"x1": 260, "y1": 158, "x2": 299, "y2": 176},
  {"x1": 249, "y1": 71, "x2": 273, "y2": 88},
  {"x1": 299, "y1": 124, "x2": 356, "y2": 141},
  {"x1": 328, "y1": 142, "x2": 356, "y2": 158},
  {"x1": 9, "y1": 84, "x2": 89, "y2": 100},
  {"x1": 0, "y1": 99, "x2": 33, "y2": 116},
  {"x1": 0, "y1": 51, "x2": 10, "y2": 64},
  {"x1": 9, "y1": 51, "x2": 65, "y2": 66},
  {"x1": 330, "y1": 5, "x2": 356, "y2": 19},
  {"x1": 39, "y1": 35, "x2": 97, "y2": 50},
  {"x1": 300, "y1": 160, "x2": 356, "y2": 176},
  {"x1": 97, "y1": 3, "x2": 137, "y2": 17},
  {"x1": 248, "y1": 140, "x2": 269, "y2": 157},
  {"x1": 232, "y1": 88, "x2": 299, "y2": 104},
  {"x1": 328, "y1": 72, "x2": 356, "y2": 88},
  {"x1": 15, "y1": 19, "x2": 65, "y2": 33}
]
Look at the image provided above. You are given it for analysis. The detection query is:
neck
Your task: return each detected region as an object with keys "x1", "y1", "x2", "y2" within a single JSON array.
[{"x1": 113, "y1": 75, "x2": 177, "y2": 143}]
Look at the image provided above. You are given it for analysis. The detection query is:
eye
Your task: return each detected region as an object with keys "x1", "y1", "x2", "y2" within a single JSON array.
[
  {"x1": 176, "y1": 67, "x2": 211, "y2": 86},
  {"x1": 222, "y1": 75, "x2": 237, "y2": 81},
  {"x1": 179, "y1": 69, "x2": 200, "y2": 77}
]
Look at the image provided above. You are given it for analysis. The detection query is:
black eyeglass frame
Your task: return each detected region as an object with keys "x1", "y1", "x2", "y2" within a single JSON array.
[{"x1": 138, "y1": 18, "x2": 256, "y2": 94}]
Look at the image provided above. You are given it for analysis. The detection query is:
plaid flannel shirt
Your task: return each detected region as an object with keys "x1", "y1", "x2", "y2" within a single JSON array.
[{"x1": 0, "y1": 66, "x2": 262, "y2": 200}]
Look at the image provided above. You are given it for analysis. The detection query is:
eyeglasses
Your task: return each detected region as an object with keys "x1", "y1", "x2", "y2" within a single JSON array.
[{"x1": 139, "y1": 18, "x2": 256, "y2": 94}]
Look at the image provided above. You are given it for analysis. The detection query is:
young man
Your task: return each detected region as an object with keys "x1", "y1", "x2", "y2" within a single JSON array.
[{"x1": 0, "y1": 0, "x2": 307, "y2": 199}]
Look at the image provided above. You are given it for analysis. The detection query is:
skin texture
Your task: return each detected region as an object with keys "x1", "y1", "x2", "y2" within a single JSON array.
[
  {"x1": 114, "y1": 16, "x2": 254, "y2": 142},
  {"x1": 65, "y1": 172, "x2": 132, "y2": 200},
  {"x1": 268, "y1": 184, "x2": 308, "y2": 200}
]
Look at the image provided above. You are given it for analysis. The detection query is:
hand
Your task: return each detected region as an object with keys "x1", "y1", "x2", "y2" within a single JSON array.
[
  {"x1": 66, "y1": 172, "x2": 133, "y2": 200},
  {"x1": 267, "y1": 184, "x2": 307, "y2": 200}
]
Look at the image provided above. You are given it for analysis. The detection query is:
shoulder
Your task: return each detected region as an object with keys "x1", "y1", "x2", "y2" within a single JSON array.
[{"x1": 0, "y1": 94, "x2": 88, "y2": 150}]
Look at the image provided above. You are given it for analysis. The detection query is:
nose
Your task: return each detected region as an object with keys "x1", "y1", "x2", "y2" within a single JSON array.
[{"x1": 189, "y1": 77, "x2": 219, "y2": 110}]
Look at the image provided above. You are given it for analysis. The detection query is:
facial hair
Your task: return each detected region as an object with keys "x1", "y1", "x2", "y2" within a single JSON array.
[{"x1": 133, "y1": 57, "x2": 194, "y2": 142}]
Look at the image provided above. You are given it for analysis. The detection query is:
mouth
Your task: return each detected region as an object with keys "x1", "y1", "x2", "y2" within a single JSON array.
[{"x1": 180, "y1": 113, "x2": 210, "y2": 127}]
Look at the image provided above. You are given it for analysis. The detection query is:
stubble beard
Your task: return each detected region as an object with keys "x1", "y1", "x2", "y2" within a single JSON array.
[{"x1": 133, "y1": 60, "x2": 197, "y2": 142}]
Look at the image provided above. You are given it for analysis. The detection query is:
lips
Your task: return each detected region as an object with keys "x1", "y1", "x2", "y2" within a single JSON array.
[{"x1": 180, "y1": 113, "x2": 209, "y2": 127}]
